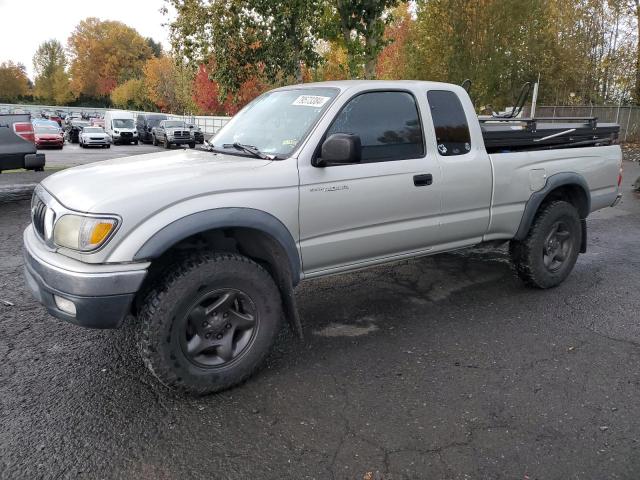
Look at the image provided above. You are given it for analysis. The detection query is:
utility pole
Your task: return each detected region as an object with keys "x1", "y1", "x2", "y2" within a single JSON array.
[{"x1": 531, "y1": 73, "x2": 540, "y2": 118}]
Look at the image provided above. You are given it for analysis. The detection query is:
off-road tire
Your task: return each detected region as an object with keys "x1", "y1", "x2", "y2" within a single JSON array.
[
  {"x1": 189, "y1": 142, "x2": 195, "y2": 149},
  {"x1": 509, "y1": 200, "x2": 581, "y2": 289},
  {"x1": 138, "y1": 252, "x2": 283, "y2": 395},
  {"x1": 163, "y1": 136, "x2": 170, "y2": 149},
  {"x1": 152, "y1": 135, "x2": 158, "y2": 146}
]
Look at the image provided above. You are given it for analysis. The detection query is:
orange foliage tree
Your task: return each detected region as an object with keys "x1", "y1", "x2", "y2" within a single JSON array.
[
  {"x1": 68, "y1": 18, "x2": 152, "y2": 98},
  {"x1": 376, "y1": 3, "x2": 412, "y2": 80},
  {"x1": 192, "y1": 64, "x2": 224, "y2": 115}
]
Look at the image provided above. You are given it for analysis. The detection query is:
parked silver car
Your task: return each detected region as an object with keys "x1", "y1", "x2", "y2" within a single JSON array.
[{"x1": 79, "y1": 126, "x2": 111, "y2": 148}]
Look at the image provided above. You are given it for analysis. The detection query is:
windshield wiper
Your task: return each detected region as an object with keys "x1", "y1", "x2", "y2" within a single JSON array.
[{"x1": 222, "y1": 142, "x2": 275, "y2": 160}]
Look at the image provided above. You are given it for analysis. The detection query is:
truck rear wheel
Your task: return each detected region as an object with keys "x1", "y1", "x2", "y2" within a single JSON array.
[
  {"x1": 138, "y1": 252, "x2": 283, "y2": 395},
  {"x1": 509, "y1": 200, "x2": 581, "y2": 289}
]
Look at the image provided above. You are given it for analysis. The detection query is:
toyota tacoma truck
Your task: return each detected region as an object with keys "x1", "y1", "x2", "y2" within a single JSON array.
[{"x1": 23, "y1": 80, "x2": 623, "y2": 394}]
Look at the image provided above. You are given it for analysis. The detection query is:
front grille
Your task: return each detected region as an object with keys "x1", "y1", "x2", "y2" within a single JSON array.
[
  {"x1": 121, "y1": 132, "x2": 133, "y2": 138},
  {"x1": 32, "y1": 195, "x2": 47, "y2": 239},
  {"x1": 90, "y1": 137, "x2": 104, "y2": 140},
  {"x1": 173, "y1": 131, "x2": 190, "y2": 139}
]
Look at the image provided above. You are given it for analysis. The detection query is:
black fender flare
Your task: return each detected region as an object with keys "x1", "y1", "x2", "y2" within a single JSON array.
[
  {"x1": 133, "y1": 207, "x2": 301, "y2": 284},
  {"x1": 133, "y1": 208, "x2": 304, "y2": 338},
  {"x1": 514, "y1": 172, "x2": 591, "y2": 244}
]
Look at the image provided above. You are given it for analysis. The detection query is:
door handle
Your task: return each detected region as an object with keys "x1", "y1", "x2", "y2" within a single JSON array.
[{"x1": 413, "y1": 174, "x2": 433, "y2": 186}]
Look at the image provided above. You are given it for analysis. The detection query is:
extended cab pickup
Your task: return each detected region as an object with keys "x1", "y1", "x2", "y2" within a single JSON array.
[
  {"x1": 0, "y1": 113, "x2": 45, "y2": 172},
  {"x1": 23, "y1": 80, "x2": 623, "y2": 394}
]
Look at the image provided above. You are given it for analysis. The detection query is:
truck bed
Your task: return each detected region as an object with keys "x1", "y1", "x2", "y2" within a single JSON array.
[{"x1": 480, "y1": 116, "x2": 619, "y2": 153}]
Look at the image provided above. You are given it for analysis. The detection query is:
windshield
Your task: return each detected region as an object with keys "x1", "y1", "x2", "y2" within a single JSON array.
[
  {"x1": 35, "y1": 126, "x2": 60, "y2": 134},
  {"x1": 148, "y1": 116, "x2": 166, "y2": 127},
  {"x1": 83, "y1": 127, "x2": 103, "y2": 133},
  {"x1": 211, "y1": 87, "x2": 338, "y2": 158},
  {"x1": 113, "y1": 119, "x2": 134, "y2": 128},
  {"x1": 163, "y1": 121, "x2": 185, "y2": 128}
]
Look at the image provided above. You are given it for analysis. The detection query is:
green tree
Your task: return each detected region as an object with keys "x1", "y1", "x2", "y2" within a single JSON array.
[
  {"x1": 323, "y1": 0, "x2": 400, "y2": 79},
  {"x1": 146, "y1": 37, "x2": 164, "y2": 57},
  {"x1": 110, "y1": 78, "x2": 151, "y2": 110},
  {"x1": 33, "y1": 39, "x2": 71, "y2": 103},
  {"x1": 166, "y1": 0, "x2": 320, "y2": 95}
]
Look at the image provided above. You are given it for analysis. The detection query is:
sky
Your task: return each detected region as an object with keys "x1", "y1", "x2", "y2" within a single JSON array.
[{"x1": 0, "y1": 0, "x2": 174, "y2": 80}]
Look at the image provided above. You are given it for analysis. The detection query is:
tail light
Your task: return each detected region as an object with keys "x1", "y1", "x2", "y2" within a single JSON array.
[
  {"x1": 13, "y1": 122, "x2": 35, "y2": 143},
  {"x1": 618, "y1": 162, "x2": 623, "y2": 187}
]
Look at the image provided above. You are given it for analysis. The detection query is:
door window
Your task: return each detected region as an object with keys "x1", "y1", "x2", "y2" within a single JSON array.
[{"x1": 326, "y1": 91, "x2": 424, "y2": 163}]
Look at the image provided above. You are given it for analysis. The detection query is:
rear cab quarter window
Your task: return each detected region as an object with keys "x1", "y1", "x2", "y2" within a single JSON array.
[{"x1": 426, "y1": 90, "x2": 471, "y2": 156}]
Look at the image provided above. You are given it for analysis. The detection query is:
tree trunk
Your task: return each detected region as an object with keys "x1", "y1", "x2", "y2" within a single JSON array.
[
  {"x1": 635, "y1": 1, "x2": 640, "y2": 104},
  {"x1": 364, "y1": 18, "x2": 378, "y2": 79}
]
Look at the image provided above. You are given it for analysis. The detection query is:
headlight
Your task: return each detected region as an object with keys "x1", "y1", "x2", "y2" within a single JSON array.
[
  {"x1": 53, "y1": 215, "x2": 118, "y2": 251},
  {"x1": 114, "y1": 130, "x2": 119, "y2": 134}
]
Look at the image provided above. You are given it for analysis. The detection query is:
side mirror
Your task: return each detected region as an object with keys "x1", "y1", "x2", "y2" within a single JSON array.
[{"x1": 314, "y1": 133, "x2": 361, "y2": 167}]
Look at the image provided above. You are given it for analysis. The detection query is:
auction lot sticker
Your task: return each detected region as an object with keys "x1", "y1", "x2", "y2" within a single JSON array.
[{"x1": 292, "y1": 95, "x2": 331, "y2": 107}]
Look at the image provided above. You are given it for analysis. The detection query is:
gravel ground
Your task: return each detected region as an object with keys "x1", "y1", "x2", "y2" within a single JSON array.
[{"x1": 0, "y1": 156, "x2": 639, "y2": 479}]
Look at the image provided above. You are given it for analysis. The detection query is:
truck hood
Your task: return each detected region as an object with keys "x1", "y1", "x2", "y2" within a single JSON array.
[{"x1": 41, "y1": 149, "x2": 274, "y2": 213}]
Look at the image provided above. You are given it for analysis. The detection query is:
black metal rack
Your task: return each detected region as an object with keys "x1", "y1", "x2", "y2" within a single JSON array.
[{"x1": 479, "y1": 116, "x2": 619, "y2": 153}]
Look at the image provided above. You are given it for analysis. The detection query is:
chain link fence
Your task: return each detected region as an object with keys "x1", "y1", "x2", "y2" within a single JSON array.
[
  {"x1": 4, "y1": 102, "x2": 640, "y2": 143},
  {"x1": 0, "y1": 103, "x2": 231, "y2": 136}
]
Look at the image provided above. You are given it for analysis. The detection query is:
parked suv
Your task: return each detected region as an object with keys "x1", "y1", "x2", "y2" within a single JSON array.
[
  {"x1": 187, "y1": 123, "x2": 205, "y2": 144},
  {"x1": 136, "y1": 114, "x2": 167, "y2": 143},
  {"x1": 152, "y1": 120, "x2": 195, "y2": 149}
]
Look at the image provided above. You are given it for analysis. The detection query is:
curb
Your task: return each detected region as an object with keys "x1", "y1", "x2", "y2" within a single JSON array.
[{"x1": 0, "y1": 184, "x2": 36, "y2": 202}]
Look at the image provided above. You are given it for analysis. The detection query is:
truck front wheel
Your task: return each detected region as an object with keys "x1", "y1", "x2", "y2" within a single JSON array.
[
  {"x1": 509, "y1": 200, "x2": 581, "y2": 289},
  {"x1": 138, "y1": 252, "x2": 283, "y2": 394}
]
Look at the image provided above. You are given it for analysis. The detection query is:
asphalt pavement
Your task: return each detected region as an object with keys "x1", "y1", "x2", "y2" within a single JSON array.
[{"x1": 0, "y1": 157, "x2": 639, "y2": 479}]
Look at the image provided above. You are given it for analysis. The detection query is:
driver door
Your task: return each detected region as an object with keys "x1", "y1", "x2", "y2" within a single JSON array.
[{"x1": 298, "y1": 90, "x2": 442, "y2": 275}]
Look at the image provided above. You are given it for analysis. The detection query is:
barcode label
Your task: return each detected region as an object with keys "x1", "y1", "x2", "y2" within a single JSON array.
[{"x1": 292, "y1": 95, "x2": 331, "y2": 107}]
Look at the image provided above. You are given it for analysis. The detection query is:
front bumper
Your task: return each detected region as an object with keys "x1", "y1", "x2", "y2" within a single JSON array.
[
  {"x1": 168, "y1": 137, "x2": 194, "y2": 145},
  {"x1": 23, "y1": 227, "x2": 148, "y2": 329},
  {"x1": 83, "y1": 139, "x2": 110, "y2": 146}
]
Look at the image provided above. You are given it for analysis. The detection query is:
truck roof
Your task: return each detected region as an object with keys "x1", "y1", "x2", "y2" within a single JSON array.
[{"x1": 272, "y1": 79, "x2": 460, "y2": 92}]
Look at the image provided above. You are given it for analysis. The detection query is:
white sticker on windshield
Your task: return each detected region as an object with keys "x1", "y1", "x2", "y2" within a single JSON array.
[{"x1": 292, "y1": 95, "x2": 330, "y2": 107}]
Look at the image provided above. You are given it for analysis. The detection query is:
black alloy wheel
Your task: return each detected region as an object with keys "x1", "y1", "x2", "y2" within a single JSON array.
[{"x1": 180, "y1": 288, "x2": 258, "y2": 368}]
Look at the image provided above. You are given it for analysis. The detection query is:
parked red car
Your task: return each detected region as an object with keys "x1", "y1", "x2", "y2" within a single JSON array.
[
  {"x1": 48, "y1": 115, "x2": 63, "y2": 126},
  {"x1": 34, "y1": 125, "x2": 64, "y2": 149}
]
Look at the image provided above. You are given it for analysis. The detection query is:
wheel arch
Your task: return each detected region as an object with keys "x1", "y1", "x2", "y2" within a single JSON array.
[
  {"x1": 132, "y1": 208, "x2": 303, "y2": 338},
  {"x1": 514, "y1": 172, "x2": 590, "y2": 243}
]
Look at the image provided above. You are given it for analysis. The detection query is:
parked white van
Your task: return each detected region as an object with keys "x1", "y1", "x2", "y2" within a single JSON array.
[{"x1": 104, "y1": 110, "x2": 138, "y2": 145}]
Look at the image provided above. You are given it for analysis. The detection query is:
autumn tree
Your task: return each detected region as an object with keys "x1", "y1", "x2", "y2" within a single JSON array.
[
  {"x1": 0, "y1": 61, "x2": 30, "y2": 102},
  {"x1": 376, "y1": 3, "x2": 412, "y2": 79},
  {"x1": 144, "y1": 56, "x2": 195, "y2": 113},
  {"x1": 320, "y1": 0, "x2": 400, "y2": 79},
  {"x1": 166, "y1": 0, "x2": 321, "y2": 97},
  {"x1": 33, "y1": 39, "x2": 72, "y2": 104},
  {"x1": 68, "y1": 18, "x2": 153, "y2": 98},
  {"x1": 110, "y1": 78, "x2": 151, "y2": 110},
  {"x1": 192, "y1": 64, "x2": 225, "y2": 114}
]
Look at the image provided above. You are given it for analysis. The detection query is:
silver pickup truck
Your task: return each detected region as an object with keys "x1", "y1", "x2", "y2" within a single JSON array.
[{"x1": 23, "y1": 80, "x2": 623, "y2": 394}]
